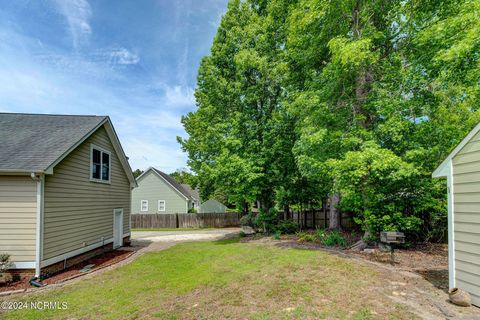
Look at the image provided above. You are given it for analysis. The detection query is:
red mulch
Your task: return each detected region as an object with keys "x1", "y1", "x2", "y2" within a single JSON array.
[{"x1": 0, "y1": 250, "x2": 132, "y2": 293}]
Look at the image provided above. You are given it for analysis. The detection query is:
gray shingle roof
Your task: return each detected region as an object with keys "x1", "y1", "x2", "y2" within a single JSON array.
[
  {"x1": 151, "y1": 168, "x2": 193, "y2": 200},
  {"x1": 0, "y1": 113, "x2": 107, "y2": 172}
]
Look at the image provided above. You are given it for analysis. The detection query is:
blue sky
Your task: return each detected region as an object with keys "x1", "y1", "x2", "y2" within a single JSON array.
[{"x1": 0, "y1": 0, "x2": 228, "y2": 173}]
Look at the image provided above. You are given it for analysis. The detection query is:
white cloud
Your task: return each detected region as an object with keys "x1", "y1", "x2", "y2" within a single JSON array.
[
  {"x1": 164, "y1": 85, "x2": 195, "y2": 108},
  {"x1": 52, "y1": 0, "x2": 92, "y2": 49},
  {"x1": 103, "y1": 48, "x2": 140, "y2": 65}
]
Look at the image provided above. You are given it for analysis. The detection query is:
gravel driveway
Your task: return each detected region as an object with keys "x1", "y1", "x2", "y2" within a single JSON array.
[{"x1": 131, "y1": 228, "x2": 241, "y2": 243}]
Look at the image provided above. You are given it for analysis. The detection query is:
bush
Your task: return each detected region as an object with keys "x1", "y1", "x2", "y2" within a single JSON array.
[
  {"x1": 239, "y1": 214, "x2": 254, "y2": 227},
  {"x1": 276, "y1": 220, "x2": 299, "y2": 234},
  {"x1": 321, "y1": 231, "x2": 346, "y2": 247},
  {"x1": 297, "y1": 232, "x2": 317, "y2": 242},
  {"x1": 272, "y1": 231, "x2": 281, "y2": 240},
  {"x1": 254, "y1": 209, "x2": 279, "y2": 233},
  {"x1": 0, "y1": 253, "x2": 12, "y2": 272}
]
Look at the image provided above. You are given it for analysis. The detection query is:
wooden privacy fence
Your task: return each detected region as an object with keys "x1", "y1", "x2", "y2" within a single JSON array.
[
  {"x1": 280, "y1": 210, "x2": 354, "y2": 230},
  {"x1": 131, "y1": 212, "x2": 241, "y2": 229}
]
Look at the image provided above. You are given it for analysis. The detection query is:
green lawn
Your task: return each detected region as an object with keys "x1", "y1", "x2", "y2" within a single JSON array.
[{"x1": 1, "y1": 239, "x2": 416, "y2": 320}]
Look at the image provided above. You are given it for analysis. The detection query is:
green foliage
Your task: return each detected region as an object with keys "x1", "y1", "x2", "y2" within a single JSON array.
[
  {"x1": 239, "y1": 213, "x2": 254, "y2": 227},
  {"x1": 0, "y1": 253, "x2": 12, "y2": 272},
  {"x1": 254, "y1": 209, "x2": 280, "y2": 234},
  {"x1": 330, "y1": 143, "x2": 423, "y2": 236},
  {"x1": 132, "y1": 169, "x2": 143, "y2": 179},
  {"x1": 169, "y1": 169, "x2": 197, "y2": 186},
  {"x1": 275, "y1": 220, "x2": 299, "y2": 234},
  {"x1": 272, "y1": 231, "x2": 281, "y2": 240},
  {"x1": 180, "y1": 0, "x2": 480, "y2": 242},
  {"x1": 296, "y1": 232, "x2": 317, "y2": 243},
  {"x1": 321, "y1": 231, "x2": 347, "y2": 247}
]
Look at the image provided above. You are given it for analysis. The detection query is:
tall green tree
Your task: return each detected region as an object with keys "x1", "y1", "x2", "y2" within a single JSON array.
[
  {"x1": 180, "y1": 0, "x2": 480, "y2": 242},
  {"x1": 179, "y1": 0, "x2": 300, "y2": 212}
]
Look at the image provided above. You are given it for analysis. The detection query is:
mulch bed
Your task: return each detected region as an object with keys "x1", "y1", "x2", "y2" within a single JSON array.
[{"x1": 0, "y1": 250, "x2": 132, "y2": 293}]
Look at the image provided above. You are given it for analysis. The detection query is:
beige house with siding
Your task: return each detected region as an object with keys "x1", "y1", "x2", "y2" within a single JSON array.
[
  {"x1": 0, "y1": 113, "x2": 136, "y2": 277},
  {"x1": 433, "y1": 123, "x2": 480, "y2": 307}
]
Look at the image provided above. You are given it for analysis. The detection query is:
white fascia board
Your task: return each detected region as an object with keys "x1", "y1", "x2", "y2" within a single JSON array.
[
  {"x1": 433, "y1": 122, "x2": 480, "y2": 178},
  {"x1": 45, "y1": 118, "x2": 108, "y2": 174},
  {"x1": 432, "y1": 160, "x2": 450, "y2": 178}
]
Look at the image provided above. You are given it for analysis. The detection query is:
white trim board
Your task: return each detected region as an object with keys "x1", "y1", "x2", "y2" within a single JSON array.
[
  {"x1": 89, "y1": 143, "x2": 112, "y2": 184},
  {"x1": 40, "y1": 237, "x2": 114, "y2": 268},
  {"x1": 433, "y1": 122, "x2": 480, "y2": 177},
  {"x1": 10, "y1": 261, "x2": 36, "y2": 269},
  {"x1": 44, "y1": 117, "x2": 137, "y2": 188}
]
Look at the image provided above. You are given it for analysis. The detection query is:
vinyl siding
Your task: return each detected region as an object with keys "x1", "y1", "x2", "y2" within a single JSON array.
[
  {"x1": 0, "y1": 176, "x2": 37, "y2": 262},
  {"x1": 131, "y1": 170, "x2": 187, "y2": 214},
  {"x1": 452, "y1": 130, "x2": 480, "y2": 306},
  {"x1": 42, "y1": 126, "x2": 131, "y2": 261}
]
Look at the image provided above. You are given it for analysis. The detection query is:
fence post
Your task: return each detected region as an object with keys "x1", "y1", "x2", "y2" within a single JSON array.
[{"x1": 175, "y1": 213, "x2": 179, "y2": 228}]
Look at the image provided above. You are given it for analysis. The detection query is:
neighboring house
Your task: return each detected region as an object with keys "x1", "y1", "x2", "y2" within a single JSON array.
[
  {"x1": 132, "y1": 167, "x2": 228, "y2": 214},
  {"x1": 198, "y1": 199, "x2": 227, "y2": 213},
  {"x1": 181, "y1": 183, "x2": 200, "y2": 210},
  {"x1": 0, "y1": 113, "x2": 136, "y2": 277},
  {"x1": 132, "y1": 167, "x2": 195, "y2": 214},
  {"x1": 433, "y1": 123, "x2": 480, "y2": 306}
]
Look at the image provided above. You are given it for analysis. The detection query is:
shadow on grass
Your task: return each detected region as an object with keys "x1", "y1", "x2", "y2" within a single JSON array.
[{"x1": 213, "y1": 237, "x2": 241, "y2": 245}]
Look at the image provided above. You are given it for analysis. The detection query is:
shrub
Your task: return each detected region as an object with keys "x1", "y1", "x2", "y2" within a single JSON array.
[
  {"x1": 296, "y1": 232, "x2": 317, "y2": 242},
  {"x1": 0, "y1": 253, "x2": 12, "y2": 272},
  {"x1": 276, "y1": 220, "x2": 299, "y2": 234},
  {"x1": 321, "y1": 231, "x2": 346, "y2": 247},
  {"x1": 272, "y1": 231, "x2": 281, "y2": 240},
  {"x1": 254, "y1": 209, "x2": 279, "y2": 233},
  {"x1": 239, "y1": 214, "x2": 254, "y2": 227}
]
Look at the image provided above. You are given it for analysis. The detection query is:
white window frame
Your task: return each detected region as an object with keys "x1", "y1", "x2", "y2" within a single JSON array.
[
  {"x1": 90, "y1": 144, "x2": 112, "y2": 184},
  {"x1": 158, "y1": 200, "x2": 166, "y2": 212},
  {"x1": 141, "y1": 200, "x2": 149, "y2": 212}
]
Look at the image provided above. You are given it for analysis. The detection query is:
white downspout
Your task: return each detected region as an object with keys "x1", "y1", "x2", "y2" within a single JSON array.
[{"x1": 31, "y1": 173, "x2": 44, "y2": 278}]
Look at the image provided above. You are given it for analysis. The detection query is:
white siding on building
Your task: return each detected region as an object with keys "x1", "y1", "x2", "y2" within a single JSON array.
[{"x1": 452, "y1": 130, "x2": 480, "y2": 306}]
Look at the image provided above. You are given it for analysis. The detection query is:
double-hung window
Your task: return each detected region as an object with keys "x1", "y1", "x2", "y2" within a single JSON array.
[
  {"x1": 90, "y1": 145, "x2": 111, "y2": 183},
  {"x1": 158, "y1": 200, "x2": 166, "y2": 212},
  {"x1": 141, "y1": 200, "x2": 149, "y2": 212}
]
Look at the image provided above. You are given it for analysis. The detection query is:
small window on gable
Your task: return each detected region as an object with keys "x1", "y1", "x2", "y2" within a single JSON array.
[
  {"x1": 141, "y1": 200, "x2": 148, "y2": 212},
  {"x1": 158, "y1": 200, "x2": 166, "y2": 212},
  {"x1": 90, "y1": 145, "x2": 111, "y2": 183}
]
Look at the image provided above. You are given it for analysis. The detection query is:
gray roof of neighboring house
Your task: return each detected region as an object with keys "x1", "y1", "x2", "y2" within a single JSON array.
[
  {"x1": 151, "y1": 168, "x2": 193, "y2": 200},
  {"x1": 181, "y1": 184, "x2": 200, "y2": 201},
  {"x1": 0, "y1": 113, "x2": 107, "y2": 172}
]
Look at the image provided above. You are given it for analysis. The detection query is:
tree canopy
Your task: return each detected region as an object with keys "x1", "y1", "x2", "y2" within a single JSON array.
[{"x1": 179, "y1": 0, "x2": 480, "y2": 240}]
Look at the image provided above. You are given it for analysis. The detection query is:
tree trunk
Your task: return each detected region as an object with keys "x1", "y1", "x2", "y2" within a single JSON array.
[
  {"x1": 328, "y1": 194, "x2": 341, "y2": 230},
  {"x1": 323, "y1": 198, "x2": 327, "y2": 229}
]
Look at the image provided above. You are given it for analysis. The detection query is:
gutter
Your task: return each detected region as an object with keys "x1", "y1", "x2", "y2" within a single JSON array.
[{"x1": 31, "y1": 172, "x2": 44, "y2": 278}]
